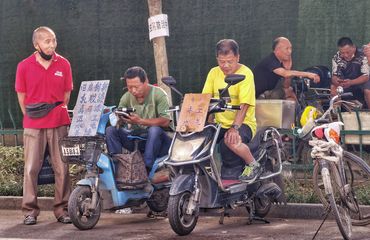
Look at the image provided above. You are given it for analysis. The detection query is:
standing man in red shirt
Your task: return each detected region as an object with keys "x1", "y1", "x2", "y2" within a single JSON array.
[{"x1": 15, "y1": 26, "x2": 73, "y2": 225}]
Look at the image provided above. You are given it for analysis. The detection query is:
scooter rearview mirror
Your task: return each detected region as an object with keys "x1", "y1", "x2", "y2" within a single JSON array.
[
  {"x1": 161, "y1": 76, "x2": 183, "y2": 99},
  {"x1": 220, "y1": 74, "x2": 245, "y2": 97},
  {"x1": 224, "y1": 74, "x2": 245, "y2": 85},
  {"x1": 162, "y1": 76, "x2": 176, "y2": 86}
]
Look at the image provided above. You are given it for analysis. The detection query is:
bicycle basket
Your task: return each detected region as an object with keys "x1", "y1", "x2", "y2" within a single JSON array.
[{"x1": 59, "y1": 136, "x2": 105, "y2": 165}]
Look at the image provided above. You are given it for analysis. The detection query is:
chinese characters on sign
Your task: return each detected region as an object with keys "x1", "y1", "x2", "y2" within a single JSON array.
[
  {"x1": 148, "y1": 14, "x2": 169, "y2": 41},
  {"x1": 68, "y1": 80, "x2": 110, "y2": 136},
  {"x1": 176, "y1": 93, "x2": 211, "y2": 132}
]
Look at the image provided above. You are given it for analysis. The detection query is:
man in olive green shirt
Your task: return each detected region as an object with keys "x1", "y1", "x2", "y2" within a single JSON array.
[{"x1": 106, "y1": 66, "x2": 172, "y2": 169}]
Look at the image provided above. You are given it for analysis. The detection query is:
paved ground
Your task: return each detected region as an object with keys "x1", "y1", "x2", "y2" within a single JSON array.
[{"x1": 1, "y1": 209, "x2": 370, "y2": 240}]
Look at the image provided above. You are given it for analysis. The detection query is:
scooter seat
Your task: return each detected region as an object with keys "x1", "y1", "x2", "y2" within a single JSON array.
[{"x1": 221, "y1": 179, "x2": 241, "y2": 188}]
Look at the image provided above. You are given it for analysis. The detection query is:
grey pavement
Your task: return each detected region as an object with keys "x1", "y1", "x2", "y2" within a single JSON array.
[
  {"x1": 1, "y1": 197, "x2": 370, "y2": 240},
  {"x1": 1, "y1": 196, "x2": 369, "y2": 220},
  {"x1": 1, "y1": 209, "x2": 370, "y2": 240}
]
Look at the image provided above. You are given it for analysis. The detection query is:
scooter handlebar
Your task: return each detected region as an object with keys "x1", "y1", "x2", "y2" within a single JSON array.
[{"x1": 223, "y1": 105, "x2": 241, "y2": 110}]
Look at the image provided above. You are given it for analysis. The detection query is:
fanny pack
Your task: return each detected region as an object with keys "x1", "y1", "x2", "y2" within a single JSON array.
[{"x1": 25, "y1": 101, "x2": 63, "y2": 119}]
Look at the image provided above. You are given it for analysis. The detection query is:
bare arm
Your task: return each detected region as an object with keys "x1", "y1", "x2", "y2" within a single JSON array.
[
  {"x1": 273, "y1": 67, "x2": 320, "y2": 83},
  {"x1": 232, "y1": 103, "x2": 248, "y2": 127},
  {"x1": 17, "y1": 92, "x2": 26, "y2": 115},
  {"x1": 224, "y1": 103, "x2": 249, "y2": 145}
]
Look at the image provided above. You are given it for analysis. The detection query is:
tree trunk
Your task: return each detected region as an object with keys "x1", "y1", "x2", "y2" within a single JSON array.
[{"x1": 147, "y1": 0, "x2": 172, "y2": 105}]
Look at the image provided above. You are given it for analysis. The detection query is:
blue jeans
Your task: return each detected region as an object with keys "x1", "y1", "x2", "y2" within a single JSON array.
[{"x1": 105, "y1": 126, "x2": 172, "y2": 168}]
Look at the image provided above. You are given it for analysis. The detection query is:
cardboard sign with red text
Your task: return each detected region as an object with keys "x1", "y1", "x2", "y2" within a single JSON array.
[{"x1": 176, "y1": 93, "x2": 211, "y2": 132}]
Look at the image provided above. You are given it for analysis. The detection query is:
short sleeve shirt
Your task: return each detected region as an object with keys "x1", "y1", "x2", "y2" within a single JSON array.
[
  {"x1": 332, "y1": 48, "x2": 369, "y2": 79},
  {"x1": 253, "y1": 53, "x2": 283, "y2": 97},
  {"x1": 15, "y1": 53, "x2": 73, "y2": 129},
  {"x1": 202, "y1": 64, "x2": 256, "y2": 136},
  {"x1": 118, "y1": 85, "x2": 171, "y2": 130}
]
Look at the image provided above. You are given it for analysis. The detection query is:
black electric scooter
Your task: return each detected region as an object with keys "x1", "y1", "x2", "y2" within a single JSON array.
[{"x1": 162, "y1": 75, "x2": 286, "y2": 236}]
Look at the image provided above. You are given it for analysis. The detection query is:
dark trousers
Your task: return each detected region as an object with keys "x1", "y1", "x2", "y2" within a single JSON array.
[{"x1": 218, "y1": 124, "x2": 253, "y2": 179}]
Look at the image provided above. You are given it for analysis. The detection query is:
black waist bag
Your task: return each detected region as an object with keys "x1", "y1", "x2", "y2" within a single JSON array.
[{"x1": 26, "y1": 102, "x2": 63, "y2": 118}]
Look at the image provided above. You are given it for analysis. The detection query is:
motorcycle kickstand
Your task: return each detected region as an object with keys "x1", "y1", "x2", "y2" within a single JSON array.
[
  {"x1": 312, "y1": 205, "x2": 331, "y2": 240},
  {"x1": 218, "y1": 207, "x2": 230, "y2": 225},
  {"x1": 147, "y1": 210, "x2": 167, "y2": 218},
  {"x1": 247, "y1": 201, "x2": 270, "y2": 225}
]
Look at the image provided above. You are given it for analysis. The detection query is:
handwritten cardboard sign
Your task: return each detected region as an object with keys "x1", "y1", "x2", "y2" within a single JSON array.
[
  {"x1": 176, "y1": 93, "x2": 211, "y2": 132},
  {"x1": 68, "y1": 80, "x2": 110, "y2": 136}
]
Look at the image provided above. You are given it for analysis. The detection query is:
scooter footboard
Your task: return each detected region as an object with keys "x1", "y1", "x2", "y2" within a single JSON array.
[{"x1": 169, "y1": 174, "x2": 194, "y2": 196}]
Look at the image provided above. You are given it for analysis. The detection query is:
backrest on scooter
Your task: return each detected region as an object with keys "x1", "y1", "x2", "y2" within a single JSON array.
[
  {"x1": 303, "y1": 65, "x2": 331, "y2": 89},
  {"x1": 247, "y1": 127, "x2": 270, "y2": 154},
  {"x1": 97, "y1": 106, "x2": 115, "y2": 135}
]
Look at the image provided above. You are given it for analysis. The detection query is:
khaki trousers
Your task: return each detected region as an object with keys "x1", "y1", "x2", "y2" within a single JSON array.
[{"x1": 22, "y1": 126, "x2": 71, "y2": 219}]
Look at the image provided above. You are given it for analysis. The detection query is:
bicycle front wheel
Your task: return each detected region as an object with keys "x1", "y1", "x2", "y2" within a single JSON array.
[{"x1": 320, "y1": 161, "x2": 352, "y2": 240}]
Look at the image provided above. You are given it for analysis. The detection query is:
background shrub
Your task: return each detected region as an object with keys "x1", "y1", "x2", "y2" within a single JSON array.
[{"x1": 0, "y1": 146, "x2": 82, "y2": 197}]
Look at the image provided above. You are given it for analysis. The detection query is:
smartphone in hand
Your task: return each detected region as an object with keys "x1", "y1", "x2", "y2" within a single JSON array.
[{"x1": 116, "y1": 111, "x2": 130, "y2": 118}]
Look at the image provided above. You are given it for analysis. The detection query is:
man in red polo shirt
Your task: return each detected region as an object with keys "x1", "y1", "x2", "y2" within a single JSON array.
[{"x1": 15, "y1": 26, "x2": 73, "y2": 225}]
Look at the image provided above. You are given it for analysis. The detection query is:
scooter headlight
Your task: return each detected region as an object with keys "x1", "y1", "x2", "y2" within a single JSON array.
[{"x1": 171, "y1": 137, "x2": 206, "y2": 161}]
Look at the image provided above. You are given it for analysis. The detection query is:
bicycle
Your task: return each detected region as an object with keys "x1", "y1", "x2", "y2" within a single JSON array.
[
  {"x1": 296, "y1": 86, "x2": 370, "y2": 239},
  {"x1": 288, "y1": 75, "x2": 331, "y2": 165}
]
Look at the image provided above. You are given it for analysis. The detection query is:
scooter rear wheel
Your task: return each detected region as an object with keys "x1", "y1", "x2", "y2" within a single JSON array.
[
  {"x1": 246, "y1": 197, "x2": 272, "y2": 218},
  {"x1": 146, "y1": 188, "x2": 169, "y2": 213},
  {"x1": 168, "y1": 191, "x2": 198, "y2": 236},
  {"x1": 68, "y1": 186, "x2": 102, "y2": 230}
]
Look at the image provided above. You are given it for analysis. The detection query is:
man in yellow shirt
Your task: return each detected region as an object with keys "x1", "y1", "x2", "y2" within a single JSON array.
[{"x1": 202, "y1": 39, "x2": 260, "y2": 182}]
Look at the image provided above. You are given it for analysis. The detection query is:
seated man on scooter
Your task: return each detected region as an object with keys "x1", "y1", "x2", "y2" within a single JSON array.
[
  {"x1": 202, "y1": 39, "x2": 260, "y2": 182},
  {"x1": 106, "y1": 66, "x2": 172, "y2": 172}
]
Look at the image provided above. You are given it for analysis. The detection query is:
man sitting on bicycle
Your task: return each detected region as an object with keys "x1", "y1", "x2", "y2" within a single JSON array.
[
  {"x1": 106, "y1": 66, "x2": 172, "y2": 171},
  {"x1": 253, "y1": 37, "x2": 320, "y2": 101}
]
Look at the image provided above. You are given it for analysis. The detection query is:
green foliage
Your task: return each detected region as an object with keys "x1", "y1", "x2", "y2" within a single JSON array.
[
  {"x1": 0, "y1": 146, "x2": 24, "y2": 196},
  {"x1": 284, "y1": 179, "x2": 320, "y2": 204},
  {"x1": 0, "y1": 146, "x2": 82, "y2": 197},
  {"x1": 353, "y1": 183, "x2": 370, "y2": 205}
]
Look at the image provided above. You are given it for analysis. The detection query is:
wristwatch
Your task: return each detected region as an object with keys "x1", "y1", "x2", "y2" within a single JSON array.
[{"x1": 231, "y1": 124, "x2": 240, "y2": 130}]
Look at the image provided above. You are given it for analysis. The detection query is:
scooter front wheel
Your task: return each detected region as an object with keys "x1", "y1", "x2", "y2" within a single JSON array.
[
  {"x1": 68, "y1": 186, "x2": 102, "y2": 230},
  {"x1": 168, "y1": 191, "x2": 198, "y2": 236}
]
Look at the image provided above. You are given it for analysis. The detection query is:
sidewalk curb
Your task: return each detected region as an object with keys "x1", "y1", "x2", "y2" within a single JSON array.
[
  {"x1": 4, "y1": 196, "x2": 367, "y2": 220},
  {"x1": 0, "y1": 196, "x2": 53, "y2": 211}
]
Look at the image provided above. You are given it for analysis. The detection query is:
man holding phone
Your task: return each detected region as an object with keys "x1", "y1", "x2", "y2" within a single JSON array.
[
  {"x1": 331, "y1": 37, "x2": 370, "y2": 108},
  {"x1": 105, "y1": 66, "x2": 172, "y2": 170}
]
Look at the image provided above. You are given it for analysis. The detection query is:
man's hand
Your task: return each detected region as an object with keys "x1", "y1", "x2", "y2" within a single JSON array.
[
  {"x1": 339, "y1": 79, "x2": 352, "y2": 89},
  {"x1": 308, "y1": 73, "x2": 320, "y2": 83},
  {"x1": 224, "y1": 127, "x2": 241, "y2": 145},
  {"x1": 282, "y1": 58, "x2": 292, "y2": 70},
  {"x1": 123, "y1": 113, "x2": 142, "y2": 125},
  {"x1": 283, "y1": 86, "x2": 297, "y2": 101}
]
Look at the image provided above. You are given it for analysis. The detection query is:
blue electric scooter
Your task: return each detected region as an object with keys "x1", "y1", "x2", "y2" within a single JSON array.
[{"x1": 60, "y1": 106, "x2": 171, "y2": 230}]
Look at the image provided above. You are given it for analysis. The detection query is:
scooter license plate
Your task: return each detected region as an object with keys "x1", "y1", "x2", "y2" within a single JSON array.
[{"x1": 61, "y1": 145, "x2": 81, "y2": 156}]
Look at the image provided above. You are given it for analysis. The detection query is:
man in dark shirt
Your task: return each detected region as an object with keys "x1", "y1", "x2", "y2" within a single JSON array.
[
  {"x1": 253, "y1": 37, "x2": 320, "y2": 100},
  {"x1": 331, "y1": 37, "x2": 369, "y2": 108}
]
